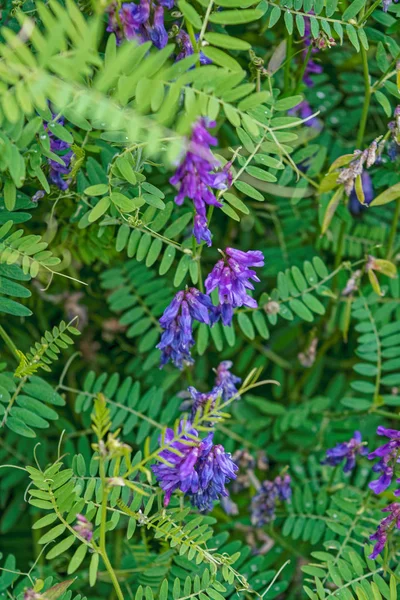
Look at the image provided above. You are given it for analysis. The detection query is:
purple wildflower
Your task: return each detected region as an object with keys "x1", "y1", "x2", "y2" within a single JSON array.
[
  {"x1": 107, "y1": 0, "x2": 172, "y2": 48},
  {"x1": 44, "y1": 117, "x2": 73, "y2": 191},
  {"x1": 175, "y1": 30, "x2": 212, "y2": 65},
  {"x1": 382, "y1": 0, "x2": 398, "y2": 11},
  {"x1": 169, "y1": 118, "x2": 231, "y2": 246},
  {"x1": 73, "y1": 514, "x2": 93, "y2": 541},
  {"x1": 157, "y1": 288, "x2": 218, "y2": 368},
  {"x1": 348, "y1": 171, "x2": 374, "y2": 216},
  {"x1": 288, "y1": 100, "x2": 320, "y2": 129},
  {"x1": 152, "y1": 421, "x2": 238, "y2": 510},
  {"x1": 322, "y1": 431, "x2": 368, "y2": 473},
  {"x1": 214, "y1": 361, "x2": 241, "y2": 401},
  {"x1": 204, "y1": 247, "x2": 265, "y2": 326},
  {"x1": 369, "y1": 503, "x2": 400, "y2": 559},
  {"x1": 388, "y1": 105, "x2": 400, "y2": 159},
  {"x1": 147, "y1": 5, "x2": 168, "y2": 49},
  {"x1": 220, "y1": 494, "x2": 239, "y2": 515},
  {"x1": 250, "y1": 474, "x2": 291, "y2": 526},
  {"x1": 106, "y1": 2, "x2": 124, "y2": 43},
  {"x1": 120, "y1": 0, "x2": 150, "y2": 42},
  {"x1": 32, "y1": 190, "x2": 46, "y2": 203},
  {"x1": 188, "y1": 385, "x2": 222, "y2": 421},
  {"x1": 368, "y1": 427, "x2": 400, "y2": 494}
]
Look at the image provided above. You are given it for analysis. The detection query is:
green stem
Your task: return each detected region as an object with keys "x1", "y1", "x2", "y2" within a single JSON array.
[
  {"x1": 198, "y1": 0, "x2": 215, "y2": 44},
  {"x1": 360, "y1": 0, "x2": 382, "y2": 23},
  {"x1": 99, "y1": 452, "x2": 124, "y2": 600},
  {"x1": 294, "y1": 44, "x2": 313, "y2": 93},
  {"x1": 356, "y1": 45, "x2": 371, "y2": 148},
  {"x1": 283, "y1": 33, "x2": 293, "y2": 94},
  {"x1": 386, "y1": 198, "x2": 400, "y2": 259},
  {"x1": 0, "y1": 325, "x2": 20, "y2": 362},
  {"x1": 186, "y1": 21, "x2": 199, "y2": 67}
]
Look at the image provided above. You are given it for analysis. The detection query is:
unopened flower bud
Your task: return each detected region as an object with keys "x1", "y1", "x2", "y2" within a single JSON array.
[{"x1": 264, "y1": 300, "x2": 280, "y2": 315}]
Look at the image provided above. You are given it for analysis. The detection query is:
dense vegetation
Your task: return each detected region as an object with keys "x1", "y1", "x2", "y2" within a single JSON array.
[{"x1": 0, "y1": 0, "x2": 400, "y2": 598}]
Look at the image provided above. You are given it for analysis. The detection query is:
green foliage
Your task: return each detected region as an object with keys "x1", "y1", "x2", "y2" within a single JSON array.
[{"x1": 0, "y1": 0, "x2": 400, "y2": 599}]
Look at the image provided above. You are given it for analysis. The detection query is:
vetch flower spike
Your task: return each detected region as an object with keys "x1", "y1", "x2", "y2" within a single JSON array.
[
  {"x1": 250, "y1": 474, "x2": 291, "y2": 526},
  {"x1": 152, "y1": 421, "x2": 238, "y2": 511},
  {"x1": 369, "y1": 503, "x2": 400, "y2": 559},
  {"x1": 157, "y1": 288, "x2": 218, "y2": 368},
  {"x1": 322, "y1": 431, "x2": 368, "y2": 473},
  {"x1": 205, "y1": 247, "x2": 265, "y2": 326},
  {"x1": 368, "y1": 427, "x2": 400, "y2": 494},
  {"x1": 73, "y1": 513, "x2": 93, "y2": 541},
  {"x1": 170, "y1": 118, "x2": 232, "y2": 246},
  {"x1": 214, "y1": 360, "x2": 242, "y2": 402}
]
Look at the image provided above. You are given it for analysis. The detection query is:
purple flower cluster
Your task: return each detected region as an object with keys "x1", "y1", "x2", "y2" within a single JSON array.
[
  {"x1": 288, "y1": 100, "x2": 320, "y2": 129},
  {"x1": 388, "y1": 105, "x2": 400, "y2": 160},
  {"x1": 107, "y1": 0, "x2": 173, "y2": 48},
  {"x1": 367, "y1": 427, "x2": 400, "y2": 558},
  {"x1": 175, "y1": 30, "x2": 212, "y2": 65},
  {"x1": 382, "y1": 0, "x2": 398, "y2": 11},
  {"x1": 170, "y1": 118, "x2": 231, "y2": 246},
  {"x1": 214, "y1": 360, "x2": 241, "y2": 402},
  {"x1": 188, "y1": 385, "x2": 222, "y2": 421},
  {"x1": 45, "y1": 117, "x2": 73, "y2": 190},
  {"x1": 186, "y1": 361, "x2": 241, "y2": 420},
  {"x1": 205, "y1": 248, "x2": 265, "y2": 326},
  {"x1": 152, "y1": 421, "x2": 238, "y2": 511},
  {"x1": 348, "y1": 172, "x2": 374, "y2": 216},
  {"x1": 370, "y1": 503, "x2": 400, "y2": 559},
  {"x1": 322, "y1": 431, "x2": 368, "y2": 473},
  {"x1": 157, "y1": 287, "x2": 218, "y2": 368},
  {"x1": 368, "y1": 427, "x2": 400, "y2": 495},
  {"x1": 158, "y1": 250, "x2": 263, "y2": 367},
  {"x1": 73, "y1": 513, "x2": 93, "y2": 541},
  {"x1": 250, "y1": 474, "x2": 291, "y2": 526}
]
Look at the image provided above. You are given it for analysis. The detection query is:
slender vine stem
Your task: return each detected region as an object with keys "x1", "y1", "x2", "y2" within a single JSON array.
[
  {"x1": 283, "y1": 32, "x2": 292, "y2": 94},
  {"x1": 97, "y1": 437, "x2": 124, "y2": 600},
  {"x1": 294, "y1": 44, "x2": 313, "y2": 94},
  {"x1": 386, "y1": 198, "x2": 400, "y2": 259},
  {"x1": 198, "y1": 0, "x2": 215, "y2": 44},
  {"x1": 356, "y1": 44, "x2": 371, "y2": 149},
  {"x1": 0, "y1": 324, "x2": 20, "y2": 362}
]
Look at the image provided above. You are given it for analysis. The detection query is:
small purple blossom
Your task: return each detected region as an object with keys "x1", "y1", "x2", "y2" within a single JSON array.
[
  {"x1": 214, "y1": 361, "x2": 241, "y2": 402},
  {"x1": 204, "y1": 247, "x2": 265, "y2": 326},
  {"x1": 369, "y1": 503, "x2": 400, "y2": 559},
  {"x1": 157, "y1": 288, "x2": 217, "y2": 368},
  {"x1": 152, "y1": 421, "x2": 238, "y2": 510},
  {"x1": 382, "y1": 0, "x2": 398, "y2": 11},
  {"x1": 148, "y1": 5, "x2": 168, "y2": 49},
  {"x1": 32, "y1": 190, "x2": 46, "y2": 203},
  {"x1": 120, "y1": 0, "x2": 150, "y2": 43},
  {"x1": 170, "y1": 118, "x2": 231, "y2": 246},
  {"x1": 250, "y1": 474, "x2": 291, "y2": 526},
  {"x1": 348, "y1": 171, "x2": 374, "y2": 216},
  {"x1": 175, "y1": 30, "x2": 212, "y2": 65},
  {"x1": 73, "y1": 513, "x2": 93, "y2": 541},
  {"x1": 188, "y1": 385, "x2": 222, "y2": 421},
  {"x1": 368, "y1": 427, "x2": 400, "y2": 494},
  {"x1": 45, "y1": 117, "x2": 73, "y2": 190},
  {"x1": 322, "y1": 431, "x2": 368, "y2": 473},
  {"x1": 106, "y1": 2, "x2": 124, "y2": 43},
  {"x1": 288, "y1": 100, "x2": 320, "y2": 129},
  {"x1": 107, "y1": 0, "x2": 172, "y2": 48}
]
